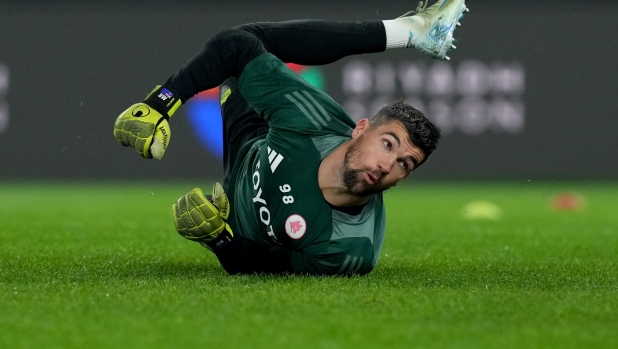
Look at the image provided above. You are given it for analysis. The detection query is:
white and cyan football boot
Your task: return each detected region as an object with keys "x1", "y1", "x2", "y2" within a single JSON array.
[{"x1": 384, "y1": 0, "x2": 469, "y2": 60}]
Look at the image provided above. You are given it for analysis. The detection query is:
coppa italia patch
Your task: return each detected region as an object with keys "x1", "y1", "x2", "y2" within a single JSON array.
[
  {"x1": 285, "y1": 214, "x2": 306, "y2": 239},
  {"x1": 158, "y1": 88, "x2": 174, "y2": 101}
]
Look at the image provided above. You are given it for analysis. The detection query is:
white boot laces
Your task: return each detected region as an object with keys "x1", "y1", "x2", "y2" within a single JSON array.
[{"x1": 397, "y1": 0, "x2": 429, "y2": 18}]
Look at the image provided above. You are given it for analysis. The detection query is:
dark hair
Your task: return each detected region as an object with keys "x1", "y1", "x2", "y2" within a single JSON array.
[{"x1": 369, "y1": 100, "x2": 441, "y2": 166}]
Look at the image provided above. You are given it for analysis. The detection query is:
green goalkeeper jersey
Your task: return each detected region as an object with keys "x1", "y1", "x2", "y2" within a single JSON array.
[{"x1": 227, "y1": 53, "x2": 386, "y2": 275}]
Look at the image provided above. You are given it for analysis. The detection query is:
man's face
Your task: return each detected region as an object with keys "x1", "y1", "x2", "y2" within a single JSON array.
[{"x1": 342, "y1": 119, "x2": 425, "y2": 197}]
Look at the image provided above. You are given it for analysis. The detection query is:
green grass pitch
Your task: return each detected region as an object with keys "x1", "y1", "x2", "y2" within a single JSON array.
[{"x1": 1, "y1": 181, "x2": 617, "y2": 348}]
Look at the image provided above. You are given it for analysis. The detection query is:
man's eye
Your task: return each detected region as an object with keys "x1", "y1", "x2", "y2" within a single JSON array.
[
  {"x1": 384, "y1": 140, "x2": 391, "y2": 149},
  {"x1": 399, "y1": 161, "x2": 408, "y2": 170}
]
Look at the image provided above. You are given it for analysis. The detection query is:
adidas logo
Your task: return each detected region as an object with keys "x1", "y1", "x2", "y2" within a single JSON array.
[{"x1": 267, "y1": 146, "x2": 284, "y2": 173}]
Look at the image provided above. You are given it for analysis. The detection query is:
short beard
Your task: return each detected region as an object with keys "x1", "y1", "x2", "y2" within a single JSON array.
[{"x1": 342, "y1": 137, "x2": 383, "y2": 197}]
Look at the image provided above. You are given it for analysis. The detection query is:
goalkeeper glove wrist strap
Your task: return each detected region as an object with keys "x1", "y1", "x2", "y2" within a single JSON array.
[
  {"x1": 200, "y1": 228, "x2": 234, "y2": 251},
  {"x1": 144, "y1": 85, "x2": 182, "y2": 117}
]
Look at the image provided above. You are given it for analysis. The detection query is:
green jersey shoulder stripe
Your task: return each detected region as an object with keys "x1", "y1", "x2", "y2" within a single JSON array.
[
  {"x1": 300, "y1": 90, "x2": 332, "y2": 122},
  {"x1": 284, "y1": 93, "x2": 323, "y2": 130},
  {"x1": 284, "y1": 89, "x2": 336, "y2": 130},
  {"x1": 291, "y1": 91, "x2": 327, "y2": 126}
]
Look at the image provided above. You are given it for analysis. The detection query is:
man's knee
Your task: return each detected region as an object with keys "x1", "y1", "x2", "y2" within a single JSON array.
[
  {"x1": 208, "y1": 28, "x2": 261, "y2": 52},
  {"x1": 233, "y1": 23, "x2": 276, "y2": 52},
  {"x1": 205, "y1": 29, "x2": 266, "y2": 77},
  {"x1": 232, "y1": 22, "x2": 263, "y2": 37}
]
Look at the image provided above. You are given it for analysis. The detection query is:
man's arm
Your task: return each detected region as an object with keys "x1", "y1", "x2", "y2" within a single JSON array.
[
  {"x1": 112, "y1": 29, "x2": 266, "y2": 159},
  {"x1": 172, "y1": 183, "x2": 295, "y2": 274}
]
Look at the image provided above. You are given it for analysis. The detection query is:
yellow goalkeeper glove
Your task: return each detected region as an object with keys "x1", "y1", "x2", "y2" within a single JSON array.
[
  {"x1": 172, "y1": 182, "x2": 234, "y2": 251},
  {"x1": 113, "y1": 85, "x2": 182, "y2": 159}
]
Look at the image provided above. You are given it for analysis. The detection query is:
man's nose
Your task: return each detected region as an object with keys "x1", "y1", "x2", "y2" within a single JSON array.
[{"x1": 378, "y1": 155, "x2": 396, "y2": 173}]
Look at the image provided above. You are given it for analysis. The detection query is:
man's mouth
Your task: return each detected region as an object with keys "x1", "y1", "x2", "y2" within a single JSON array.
[{"x1": 365, "y1": 172, "x2": 378, "y2": 185}]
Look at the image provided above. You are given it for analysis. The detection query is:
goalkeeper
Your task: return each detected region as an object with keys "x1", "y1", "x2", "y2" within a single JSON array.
[{"x1": 114, "y1": 0, "x2": 468, "y2": 275}]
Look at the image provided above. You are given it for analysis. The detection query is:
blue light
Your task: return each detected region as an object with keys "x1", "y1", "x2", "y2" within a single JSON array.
[{"x1": 185, "y1": 99, "x2": 224, "y2": 159}]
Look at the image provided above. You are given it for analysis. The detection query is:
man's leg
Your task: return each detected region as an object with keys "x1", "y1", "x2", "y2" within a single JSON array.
[
  {"x1": 164, "y1": 20, "x2": 387, "y2": 103},
  {"x1": 235, "y1": 0, "x2": 468, "y2": 62},
  {"x1": 164, "y1": 2, "x2": 468, "y2": 101},
  {"x1": 233, "y1": 20, "x2": 386, "y2": 65}
]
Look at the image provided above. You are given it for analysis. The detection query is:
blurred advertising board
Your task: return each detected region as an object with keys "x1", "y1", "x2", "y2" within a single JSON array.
[{"x1": 0, "y1": 1, "x2": 617, "y2": 180}]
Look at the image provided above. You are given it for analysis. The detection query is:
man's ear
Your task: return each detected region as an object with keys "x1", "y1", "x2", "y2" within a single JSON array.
[{"x1": 352, "y1": 118, "x2": 370, "y2": 139}]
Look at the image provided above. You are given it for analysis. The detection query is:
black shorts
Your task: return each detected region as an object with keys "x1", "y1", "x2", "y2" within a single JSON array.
[{"x1": 219, "y1": 77, "x2": 269, "y2": 191}]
